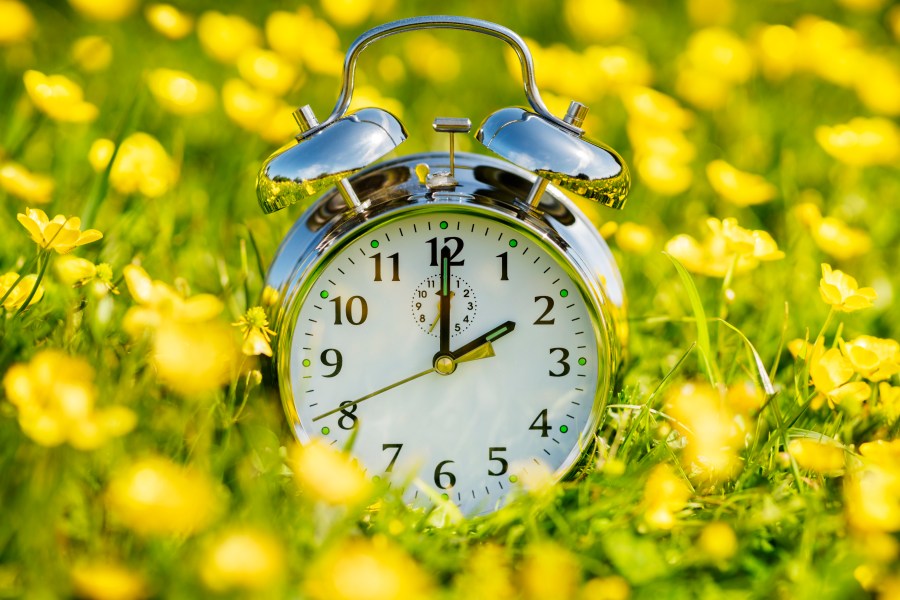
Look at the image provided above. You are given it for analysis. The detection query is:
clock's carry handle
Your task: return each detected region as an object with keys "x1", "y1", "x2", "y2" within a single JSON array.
[{"x1": 301, "y1": 15, "x2": 581, "y2": 138}]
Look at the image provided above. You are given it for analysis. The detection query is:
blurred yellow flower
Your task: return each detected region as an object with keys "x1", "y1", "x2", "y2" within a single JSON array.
[
  {"x1": 665, "y1": 217, "x2": 783, "y2": 277},
  {"x1": 68, "y1": 0, "x2": 137, "y2": 21},
  {"x1": 222, "y1": 78, "x2": 276, "y2": 133},
  {"x1": 697, "y1": 521, "x2": 738, "y2": 561},
  {"x1": 726, "y1": 381, "x2": 765, "y2": 415},
  {"x1": 585, "y1": 46, "x2": 653, "y2": 93},
  {"x1": 196, "y1": 11, "x2": 261, "y2": 65},
  {"x1": 0, "y1": 272, "x2": 43, "y2": 310},
  {"x1": 108, "y1": 132, "x2": 177, "y2": 197},
  {"x1": 305, "y1": 537, "x2": 432, "y2": 600},
  {"x1": 89, "y1": 138, "x2": 115, "y2": 172},
  {"x1": 349, "y1": 85, "x2": 404, "y2": 120},
  {"x1": 837, "y1": 0, "x2": 888, "y2": 11},
  {"x1": 878, "y1": 383, "x2": 900, "y2": 424},
  {"x1": 845, "y1": 440, "x2": 900, "y2": 532},
  {"x1": 614, "y1": 222, "x2": 655, "y2": 254},
  {"x1": 675, "y1": 66, "x2": 731, "y2": 110},
  {"x1": 0, "y1": 0, "x2": 34, "y2": 45},
  {"x1": 237, "y1": 47, "x2": 298, "y2": 96},
  {"x1": 667, "y1": 382, "x2": 742, "y2": 481},
  {"x1": 753, "y1": 24, "x2": 799, "y2": 81},
  {"x1": 706, "y1": 160, "x2": 777, "y2": 206},
  {"x1": 266, "y1": 8, "x2": 343, "y2": 75},
  {"x1": 146, "y1": 68, "x2": 215, "y2": 116},
  {"x1": 843, "y1": 336, "x2": 900, "y2": 382},
  {"x1": 153, "y1": 320, "x2": 238, "y2": 396},
  {"x1": 144, "y1": 3, "x2": 193, "y2": 40},
  {"x1": 3, "y1": 350, "x2": 135, "y2": 449},
  {"x1": 454, "y1": 544, "x2": 515, "y2": 600},
  {"x1": 636, "y1": 155, "x2": 693, "y2": 195},
  {"x1": 0, "y1": 161, "x2": 53, "y2": 203},
  {"x1": 794, "y1": 16, "x2": 861, "y2": 87},
  {"x1": 200, "y1": 529, "x2": 285, "y2": 592},
  {"x1": 404, "y1": 32, "x2": 461, "y2": 84},
  {"x1": 621, "y1": 86, "x2": 693, "y2": 130},
  {"x1": 23, "y1": 70, "x2": 98, "y2": 123},
  {"x1": 54, "y1": 255, "x2": 97, "y2": 286},
  {"x1": 642, "y1": 463, "x2": 691, "y2": 529},
  {"x1": 564, "y1": 0, "x2": 633, "y2": 42},
  {"x1": 122, "y1": 264, "x2": 224, "y2": 335},
  {"x1": 627, "y1": 124, "x2": 695, "y2": 161},
  {"x1": 788, "y1": 437, "x2": 845, "y2": 475},
  {"x1": 258, "y1": 100, "x2": 301, "y2": 144},
  {"x1": 233, "y1": 306, "x2": 276, "y2": 357},
  {"x1": 521, "y1": 542, "x2": 580, "y2": 600},
  {"x1": 261, "y1": 285, "x2": 279, "y2": 307},
  {"x1": 815, "y1": 118, "x2": 900, "y2": 166},
  {"x1": 289, "y1": 440, "x2": 371, "y2": 505},
  {"x1": 683, "y1": 28, "x2": 755, "y2": 84},
  {"x1": 819, "y1": 263, "x2": 877, "y2": 312},
  {"x1": 853, "y1": 54, "x2": 900, "y2": 116},
  {"x1": 70, "y1": 562, "x2": 147, "y2": 600},
  {"x1": 579, "y1": 576, "x2": 631, "y2": 600},
  {"x1": 320, "y1": 0, "x2": 376, "y2": 28},
  {"x1": 17, "y1": 208, "x2": 103, "y2": 254},
  {"x1": 106, "y1": 456, "x2": 221, "y2": 536},
  {"x1": 687, "y1": 0, "x2": 734, "y2": 27},
  {"x1": 71, "y1": 36, "x2": 112, "y2": 72},
  {"x1": 795, "y1": 203, "x2": 871, "y2": 260},
  {"x1": 810, "y1": 347, "x2": 871, "y2": 410}
]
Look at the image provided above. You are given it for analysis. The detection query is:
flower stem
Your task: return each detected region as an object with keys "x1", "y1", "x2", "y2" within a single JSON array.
[
  {"x1": 14, "y1": 251, "x2": 51, "y2": 317},
  {"x1": 0, "y1": 253, "x2": 40, "y2": 310}
]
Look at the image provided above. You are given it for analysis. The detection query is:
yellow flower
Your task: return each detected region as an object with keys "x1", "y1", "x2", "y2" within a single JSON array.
[
  {"x1": 635, "y1": 155, "x2": 693, "y2": 196},
  {"x1": 819, "y1": 263, "x2": 877, "y2": 312},
  {"x1": 753, "y1": 24, "x2": 799, "y2": 81},
  {"x1": 70, "y1": 562, "x2": 147, "y2": 600},
  {"x1": 726, "y1": 381, "x2": 765, "y2": 415},
  {"x1": 853, "y1": 54, "x2": 900, "y2": 117},
  {"x1": 265, "y1": 8, "x2": 343, "y2": 75},
  {"x1": 585, "y1": 46, "x2": 653, "y2": 93},
  {"x1": 0, "y1": 0, "x2": 34, "y2": 46},
  {"x1": 579, "y1": 576, "x2": 631, "y2": 600},
  {"x1": 683, "y1": 28, "x2": 754, "y2": 84},
  {"x1": 236, "y1": 47, "x2": 298, "y2": 97},
  {"x1": 108, "y1": 132, "x2": 177, "y2": 197},
  {"x1": 665, "y1": 217, "x2": 783, "y2": 277},
  {"x1": 795, "y1": 203, "x2": 872, "y2": 260},
  {"x1": 697, "y1": 522, "x2": 738, "y2": 561},
  {"x1": 146, "y1": 68, "x2": 215, "y2": 116},
  {"x1": 627, "y1": 124, "x2": 696, "y2": 161},
  {"x1": 845, "y1": 440, "x2": 900, "y2": 532},
  {"x1": 794, "y1": 16, "x2": 861, "y2": 86},
  {"x1": 89, "y1": 138, "x2": 115, "y2": 172},
  {"x1": 54, "y1": 255, "x2": 96, "y2": 286},
  {"x1": 17, "y1": 208, "x2": 103, "y2": 254},
  {"x1": 321, "y1": 0, "x2": 377, "y2": 28},
  {"x1": 261, "y1": 285, "x2": 279, "y2": 307},
  {"x1": 788, "y1": 438, "x2": 845, "y2": 475},
  {"x1": 144, "y1": 3, "x2": 193, "y2": 40},
  {"x1": 403, "y1": 33, "x2": 461, "y2": 84},
  {"x1": 200, "y1": 529, "x2": 285, "y2": 592},
  {"x1": 454, "y1": 544, "x2": 515, "y2": 600},
  {"x1": 706, "y1": 160, "x2": 777, "y2": 206},
  {"x1": 0, "y1": 272, "x2": 43, "y2": 310},
  {"x1": 197, "y1": 11, "x2": 261, "y2": 65},
  {"x1": 258, "y1": 100, "x2": 302, "y2": 144},
  {"x1": 614, "y1": 222, "x2": 655, "y2": 255},
  {"x1": 153, "y1": 321, "x2": 238, "y2": 397},
  {"x1": 522, "y1": 542, "x2": 580, "y2": 600},
  {"x1": 564, "y1": 0, "x2": 633, "y2": 42},
  {"x1": 809, "y1": 347, "x2": 871, "y2": 410},
  {"x1": 878, "y1": 383, "x2": 900, "y2": 424},
  {"x1": 71, "y1": 36, "x2": 112, "y2": 72},
  {"x1": 621, "y1": 86, "x2": 693, "y2": 130},
  {"x1": 23, "y1": 70, "x2": 98, "y2": 123},
  {"x1": 106, "y1": 456, "x2": 221, "y2": 536},
  {"x1": 816, "y1": 117, "x2": 900, "y2": 167},
  {"x1": 3, "y1": 350, "x2": 135, "y2": 449},
  {"x1": 843, "y1": 336, "x2": 900, "y2": 382},
  {"x1": 290, "y1": 440, "x2": 371, "y2": 505},
  {"x1": 642, "y1": 463, "x2": 691, "y2": 529},
  {"x1": 68, "y1": 0, "x2": 137, "y2": 21},
  {"x1": 122, "y1": 265, "x2": 223, "y2": 334},
  {"x1": 0, "y1": 161, "x2": 53, "y2": 203},
  {"x1": 305, "y1": 537, "x2": 432, "y2": 600},
  {"x1": 675, "y1": 67, "x2": 732, "y2": 110},
  {"x1": 221, "y1": 78, "x2": 276, "y2": 133},
  {"x1": 233, "y1": 306, "x2": 276, "y2": 357},
  {"x1": 686, "y1": 0, "x2": 734, "y2": 26}
]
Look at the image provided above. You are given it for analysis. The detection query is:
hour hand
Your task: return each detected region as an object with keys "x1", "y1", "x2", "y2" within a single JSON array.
[{"x1": 451, "y1": 320, "x2": 516, "y2": 362}]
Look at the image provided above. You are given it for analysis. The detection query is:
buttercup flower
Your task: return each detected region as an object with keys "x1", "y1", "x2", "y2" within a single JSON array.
[
  {"x1": 197, "y1": 11, "x2": 261, "y2": 65},
  {"x1": 144, "y1": 3, "x2": 193, "y2": 40},
  {"x1": 788, "y1": 437, "x2": 845, "y2": 475},
  {"x1": 878, "y1": 383, "x2": 900, "y2": 424},
  {"x1": 621, "y1": 86, "x2": 694, "y2": 130},
  {"x1": 320, "y1": 0, "x2": 377, "y2": 28},
  {"x1": 146, "y1": 68, "x2": 215, "y2": 116},
  {"x1": 697, "y1": 522, "x2": 738, "y2": 561},
  {"x1": 257, "y1": 100, "x2": 301, "y2": 144},
  {"x1": 845, "y1": 440, "x2": 900, "y2": 532},
  {"x1": 809, "y1": 347, "x2": 871, "y2": 409},
  {"x1": 665, "y1": 217, "x2": 783, "y2": 277},
  {"x1": 122, "y1": 265, "x2": 224, "y2": 335},
  {"x1": 70, "y1": 562, "x2": 148, "y2": 600},
  {"x1": 454, "y1": 544, "x2": 515, "y2": 600},
  {"x1": 706, "y1": 160, "x2": 777, "y2": 206},
  {"x1": 108, "y1": 133, "x2": 177, "y2": 197},
  {"x1": 106, "y1": 456, "x2": 221, "y2": 536},
  {"x1": 815, "y1": 118, "x2": 900, "y2": 166},
  {"x1": 796, "y1": 203, "x2": 871, "y2": 260},
  {"x1": 853, "y1": 54, "x2": 900, "y2": 116},
  {"x1": 584, "y1": 45, "x2": 653, "y2": 93},
  {"x1": 265, "y1": 8, "x2": 343, "y2": 75},
  {"x1": 819, "y1": 263, "x2": 877, "y2": 312},
  {"x1": 71, "y1": 36, "x2": 112, "y2": 72},
  {"x1": 236, "y1": 47, "x2": 299, "y2": 97},
  {"x1": 0, "y1": 0, "x2": 34, "y2": 45},
  {"x1": 580, "y1": 576, "x2": 631, "y2": 600},
  {"x1": 68, "y1": 0, "x2": 137, "y2": 21},
  {"x1": 290, "y1": 440, "x2": 371, "y2": 505},
  {"x1": 221, "y1": 79, "x2": 276, "y2": 133},
  {"x1": 753, "y1": 24, "x2": 799, "y2": 80},
  {"x1": 842, "y1": 336, "x2": 900, "y2": 382},
  {"x1": 17, "y1": 208, "x2": 103, "y2": 254},
  {"x1": 55, "y1": 256, "x2": 117, "y2": 295},
  {"x1": 564, "y1": 0, "x2": 633, "y2": 42},
  {"x1": 521, "y1": 542, "x2": 580, "y2": 600},
  {"x1": 614, "y1": 221, "x2": 655, "y2": 254},
  {"x1": 794, "y1": 16, "x2": 861, "y2": 86},
  {"x1": 233, "y1": 306, "x2": 276, "y2": 357},
  {"x1": 643, "y1": 463, "x2": 691, "y2": 529},
  {"x1": 0, "y1": 272, "x2": 43, "y2": 310},
  {"x1": 683, "y1": 28, "x2": 754, "y2": 84},
  {"x1": 89, "y1": 138, "x2": 115, "y2": 172},
  {"x1": 23, "y1": 70, "x2": 98, "y2": 123},
  {"x1": 200, "y1": 529, "x2": 285, "y2": 592},
  {"x1": 0, "y1": 161, "x2": 53, "y2": 203},
  {"x1": 636, "y1": 154, "x2": 693, "y2": 195}
]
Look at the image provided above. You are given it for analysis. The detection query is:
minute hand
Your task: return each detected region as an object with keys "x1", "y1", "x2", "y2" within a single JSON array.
[{"x1": 450, "y1": 320, "x2": 516, "y2": 360}]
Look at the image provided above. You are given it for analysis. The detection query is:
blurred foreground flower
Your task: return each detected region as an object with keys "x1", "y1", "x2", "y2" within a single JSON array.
[
  {"x1": 23, "y1": 70, "x2": 98, "y2": 123},
  {"x1": 0, "y1": 0, "x2": 34, "y2": 45},
  {"x1": 643, "y1": 463, "x2": 691, "y2": 529},
  {"x1": 819, "y1": 263, "x2": 876, "y2": 312},
  {"x1": 233, "y1": 306, "x2": 276, "y2": 356},
  {"x1": 0, "y1": 272, "x2": 43, "y2": 310},
  {"x1": 788, "y1": 437, "x2": 845, "y2": 475},
  {"x1": 197, "y1": 11, "x2": 260, "y2": 65},
  {"x1": 147, "y1": 68, "x2": 215, "y2": 116},
  {"x1": 454, "y1": 544, "x2": 515, "y2": 600},
  {"x1": 290, "y1": 440, "x2": 371, "y2": 505},
  {"x1": 665, "y1": 217, "x2": 783, "y2": 277},
  {"x1": 3, "y1": 350, "x2": 135, "y2": 449},
  {"x1": 144, "y1": 3, "x2": 193, "y2": 40},
  {"x1": 795, "y1": 203, "x2": 871, "y2": 260},
  {"x1": 706, "y1": 160, "x2": 776, "y2": 206},
  {"x1": 89, "y1": 138, "x2": 115, "y2": 172},
  {"x1": 68, "y1": 0, "x2": 137, "y2": 21},
  {"x1": 265, "y1": 8, "x2": 343, "y2": 75},
  {"x1": 697, "y1": 522, "x2": 738, "y2": 562},
  {"x1": 108, "y1": 132, "x2": 178, "y2": 197},
  {"x1": 846, "y1": 440, "x2": 900, "y2": 532},
  {"x1": 305, "y1": 537, "x2": 432, "y2": 600},
  {"x1": 200, "y1": 529, "x2": 285, "y2": 592},
  {"x1": 106, "y1": 456, "x2": 221, "y2": 536},
  {"x1": 71, "y1": 36, "x2": 112, "y2": 72},
  {"x1": 70, "y1": 562, "x2": 147, "y2": 600},
  {"x1": 17, "y1": 208, "x2": 103, "y2": 254},
  {"x1": 237, "y1": 47, "x2": 299, "y2": 96},
  {"x1": 521, "y1": 542, "x2": 580, "y2": 600},
  {"x1": 55, "y1": 255, "x2": 117, "y2": 295},
  {"x1": 564, "y1": 0, "x2": 633, "y2": 42},
  {"x1": 815, "y1": 118, "x2": 900, "y2": 167},
  {"x1": 0, "y1": 161, "x2": 53, "y2": 204}
]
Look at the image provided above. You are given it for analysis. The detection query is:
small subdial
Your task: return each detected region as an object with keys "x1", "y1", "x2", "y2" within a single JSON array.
[{"x1": 411, "y1": 274, "x2": 477, "y2": 337}]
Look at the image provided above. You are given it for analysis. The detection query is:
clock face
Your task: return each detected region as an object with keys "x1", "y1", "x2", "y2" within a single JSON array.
[{"x1": 286, "y1": 208, "x2": 606, "y2": 514}]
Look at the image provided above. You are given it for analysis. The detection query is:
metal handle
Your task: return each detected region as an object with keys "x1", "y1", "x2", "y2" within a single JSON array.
[{"x1": 302, "y1": 15, "x2": 583, "y2": 138}]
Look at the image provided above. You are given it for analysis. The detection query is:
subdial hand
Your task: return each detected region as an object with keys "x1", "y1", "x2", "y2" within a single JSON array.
[{"x1": 428, "y1": 291, "x2": 454, "y2": 333}]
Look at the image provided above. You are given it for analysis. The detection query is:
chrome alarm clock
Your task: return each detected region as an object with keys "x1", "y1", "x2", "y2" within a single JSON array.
[{"x1": 258, "y1": 16, "x2": 630, "y2": 515}]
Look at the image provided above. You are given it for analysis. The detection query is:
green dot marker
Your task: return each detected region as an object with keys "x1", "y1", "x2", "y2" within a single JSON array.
[
  {"x1": 560, "y1": 425, "x2": 569, "y2": 433},
  {"x1": 441, "y1": 493, "x2": 449, "y2": 500},
  {"x1": 509, "y1": 239, "x2": 518, "y2": 248},
  {"x1": 578, "y1": 357, "x2": 586, "y2": 366},
  {"x1": 373, "y1": 475, "x2": 381, "y2": 482},
  {"x1": 320, "y1": 290, "x2": 329, "y2": 299},
  {"x1": 321, "y1": 426, "x2": 330, "y2": 435},
  {"x1": 302, "y1": 359, "x2": 311, "y2": 367},
  {"x1": 560, "y1": 289, "x2": 569, "y2": 298},
  {"x1": 370, "y1": 240, "x2": 379, "y2": 249},
  {"x1": 508, "y1": 475, "x2": 518, "y2": 483},
  {"x1": 440, "y1": 220, "x2": 448, "y2": 230}
]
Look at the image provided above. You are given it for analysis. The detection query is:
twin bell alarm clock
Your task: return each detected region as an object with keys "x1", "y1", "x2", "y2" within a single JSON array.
[{"x1": 257, "y1": 16, "x2": 631, "y2": 515}]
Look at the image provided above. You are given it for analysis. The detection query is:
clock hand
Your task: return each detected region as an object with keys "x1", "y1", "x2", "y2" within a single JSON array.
[
  {"x1": 438, "y1": 246, "x2": 451, "y2": 355},
  {"x1": 312, "y1": 366, "x2": 436, "y2": 422},
  {"x1": 428, "y1": 291, "x2": 454, "y2": 333},
  {"x1": 450, "y1": 320, "x2": 516, "y2": 360}
]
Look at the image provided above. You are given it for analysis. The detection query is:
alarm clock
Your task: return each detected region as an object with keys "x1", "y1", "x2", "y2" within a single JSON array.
[{"x1": 257, "y1": 16, "x2": 630, "y2": 515}]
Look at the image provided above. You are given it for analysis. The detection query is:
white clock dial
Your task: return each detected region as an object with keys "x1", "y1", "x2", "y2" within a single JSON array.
[{"x1": 288, "y1": 210, "x2": 604, "y2": 515}]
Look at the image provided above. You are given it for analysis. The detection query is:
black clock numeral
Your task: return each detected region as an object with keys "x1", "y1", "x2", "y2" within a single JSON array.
[
  {"x1": 427, "y1": 236, "x2": 464, "y2": 266},
  {"x1": 549, "y1": 347, "x2": 570, "y2": 377},
  {"x1": 320, "y1": 348, "x2": 342, "y2": 378},
  {"x1": 337, "y1": 401, "x2": 358, "y2": 430},
  {"x1": 434, "y1": 460, "x2": 456, "y2": 489},
  {"x1": 371, "y1": 252, "x2": 399, "y2": 282},
  {"x1": 488, "y1": 447, "x2": 508, "y2": 476},
  {"x1": 534, "y1": 296, "x2": 555, "y2": 325},
  {"x1": 529, "y1": 409, "x2": 550, "y2": 437},
  {"x1": 330, "y1": 295, "x2": 368, "y2": 325},
  {"x1": 382, "y1": 443, "x2": 403, "y2": 472},
  {"x1": 497, "y1": 252, "x2": 509, "y2": 281}
]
